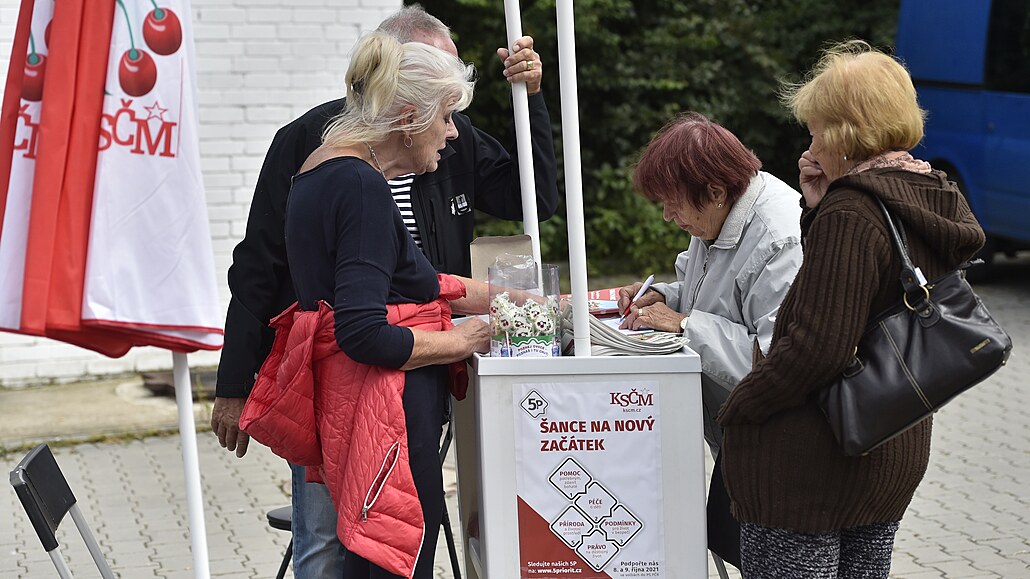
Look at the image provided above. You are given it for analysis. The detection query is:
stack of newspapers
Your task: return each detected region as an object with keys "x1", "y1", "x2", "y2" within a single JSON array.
[{"x1": 560, "y1": 304, "x2": 689, "y2": 356}]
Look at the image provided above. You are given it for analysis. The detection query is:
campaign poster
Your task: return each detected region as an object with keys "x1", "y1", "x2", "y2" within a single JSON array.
[{"x1": 514, "y1": 381, "x2": 665, "y2": 578}]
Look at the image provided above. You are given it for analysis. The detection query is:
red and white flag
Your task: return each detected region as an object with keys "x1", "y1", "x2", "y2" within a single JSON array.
[
  {"x1": 0, "y1": 0, "x2": 50, "y2": 335},
  {"x1": 2, "y1": 5, "x2": 222, "y2": 571},
  {"x1": 0, "y1": 0, "x2": 221, "y2": 356},
  {"x1": 83, "y1": 0, "x2": 221, "y2": 352}
]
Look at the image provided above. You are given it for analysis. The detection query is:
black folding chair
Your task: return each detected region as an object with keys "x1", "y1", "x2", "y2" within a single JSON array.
[
  {"x1": 266, "y1": 506, "x2": 293, "y2": 579},
  {"x1": 9, "y1": 444, "x2": 115, "y2": 579}
]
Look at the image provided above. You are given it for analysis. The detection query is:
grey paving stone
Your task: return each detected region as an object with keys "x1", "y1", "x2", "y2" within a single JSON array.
[
  {"x1": 110, "y1": 549, "x2": 165, "y2": 569},
  {"x1": 890, "y1": 552, "x2": 927, "y2": 575},
  {"x1": 930, "y1": 559, "x2": 998, "y2": 577},
  {"x1": 978, "y1": 561, "x2": 1030, "y2": 576},
  {"x1": 209, "y1": 556, "x2": 254, "y2": 575},
  {"x1": 244, "y1": 550, "x2": 292, "y2": 575},
  {"x1": 113, "y1": 564, "x2": 163, "y2": 578},
  {"x1": 969, "y1": 549, "x2": 1025, "y2": 574},
  {"x1": 910, "y1": 544, "x2": 965, "y2": 565},
  {"x1": 143, "y1": 529, "x2": 191, "y2": 547},
  {"x1": 105, "y1": 541, "x2": 155, "y2": 560},
  {"x1": 897, "y1": 573, "x2": 956, "y2": 579},
  {"x1": 162, "y1": 570, "x2": 204, "y2": 579}
]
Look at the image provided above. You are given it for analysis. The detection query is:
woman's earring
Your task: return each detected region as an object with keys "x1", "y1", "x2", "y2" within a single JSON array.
[
  {"x1": 717, "y1": 203, "x2": 723, "y2": 208},
  {"x1": 404, "y1": 134, "x2": 413, "y2": 149},
  {"x1": 843, "y1": 154, "x2": 849, "y2": 161}
]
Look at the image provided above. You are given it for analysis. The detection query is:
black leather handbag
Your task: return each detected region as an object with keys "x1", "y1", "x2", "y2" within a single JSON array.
[{"x1": 818, "y1": 197, "x2": 1012, "y2": 456}]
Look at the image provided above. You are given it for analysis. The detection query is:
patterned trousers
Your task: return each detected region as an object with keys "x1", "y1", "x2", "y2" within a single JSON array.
[{"x1": 739, "y1": 520, "x2": 900, "y2": 578}]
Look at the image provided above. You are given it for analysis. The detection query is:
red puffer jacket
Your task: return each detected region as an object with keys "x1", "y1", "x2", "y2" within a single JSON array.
[{"x1": 240, "y1": 274, "x2": 469, "y2": 578}]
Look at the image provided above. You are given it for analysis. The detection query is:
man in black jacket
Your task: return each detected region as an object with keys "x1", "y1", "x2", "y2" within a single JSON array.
[{"x1": 211, "y1": 5, "x2": 558, "y2": 577}]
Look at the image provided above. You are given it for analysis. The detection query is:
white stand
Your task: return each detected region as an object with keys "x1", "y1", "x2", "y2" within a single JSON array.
[{"x1": 456, "y1": 351, "x2": 708, "y2": 578}]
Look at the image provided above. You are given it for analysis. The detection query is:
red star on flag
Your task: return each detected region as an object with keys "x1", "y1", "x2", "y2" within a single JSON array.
[{"x1": 144, "y1": 100, "x2": 168, "y2": 121}]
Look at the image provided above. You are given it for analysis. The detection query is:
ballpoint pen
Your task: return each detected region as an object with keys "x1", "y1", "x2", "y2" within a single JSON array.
[{"x1": 620, "y1": 274, "x2": 655, "y2": 320}]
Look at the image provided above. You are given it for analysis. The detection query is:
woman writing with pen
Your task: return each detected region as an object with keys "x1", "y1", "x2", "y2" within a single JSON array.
[{"x1": 618, "y1": 112, "x2": 803, "y2": 459}]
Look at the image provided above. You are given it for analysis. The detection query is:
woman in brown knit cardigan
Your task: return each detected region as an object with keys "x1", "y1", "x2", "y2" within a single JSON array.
[{"x1": 716, "y1": 40, "x2": 986, "y2": 578}]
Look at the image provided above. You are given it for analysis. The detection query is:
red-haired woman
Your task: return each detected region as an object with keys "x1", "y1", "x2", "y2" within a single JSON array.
[{"x1": 619, "y1": 111, "x2": 803, "y2": 458}]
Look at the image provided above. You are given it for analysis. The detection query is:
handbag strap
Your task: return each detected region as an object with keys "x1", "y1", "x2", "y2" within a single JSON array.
[{"x1": 870, "y1": 196, "x2": 927, "y2": 294}]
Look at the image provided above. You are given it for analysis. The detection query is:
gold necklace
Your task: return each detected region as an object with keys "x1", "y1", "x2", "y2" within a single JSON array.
[{"x1": 365, "y1": 143, "x2": 387, "y2": 179}]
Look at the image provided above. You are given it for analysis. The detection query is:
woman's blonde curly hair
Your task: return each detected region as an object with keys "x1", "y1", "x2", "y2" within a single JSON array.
[{"x1": 781, "y1": 39, "x2": 926, "y2": 160}]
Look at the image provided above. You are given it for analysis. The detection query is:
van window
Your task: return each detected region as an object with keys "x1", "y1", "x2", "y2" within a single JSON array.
[{"x1": 985, "y1": 0, "x2": 1030, "y2": 92}]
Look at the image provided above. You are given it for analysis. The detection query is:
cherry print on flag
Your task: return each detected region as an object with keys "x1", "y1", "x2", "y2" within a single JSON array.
[
  {"x1": 142, "y1": 6, "x2": 182, "y2": 56},
  {"x1": 115, "y1": 0, "x2": 161, "y2": 96},
  {"x1": 119, "y1": 48, "x2": 157, "y2": 97},
  {"x1": 23, "y1": 32, "x2": 46, "y2": 102}
]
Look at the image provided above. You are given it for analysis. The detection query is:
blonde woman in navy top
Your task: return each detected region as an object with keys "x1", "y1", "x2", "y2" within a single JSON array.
[{"x1": 286, "y1": 32, "x2": 489, "y2": 578}]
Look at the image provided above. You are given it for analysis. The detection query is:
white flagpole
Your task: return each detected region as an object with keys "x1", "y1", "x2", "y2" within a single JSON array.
[
  {"x1": 556, "y1": 0, "x2": 592, "y2": 356},
  {"x1": 501, "y1": 0, "x2": 543, "y2": 271},
  {"x1": 172, "y1": 352, "x2": 211, "y2": 579}
]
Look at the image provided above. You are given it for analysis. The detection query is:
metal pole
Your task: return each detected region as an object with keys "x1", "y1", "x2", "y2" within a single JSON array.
[
  {"x1": 501, "y1": 0, "x2": 543, "y2": 271},
  {"x1": 172, "y1": 352, "x2": 211, "y2": 578},
  {"x1": 556, "y1": 0, "x2": 592, "y2": 356}
]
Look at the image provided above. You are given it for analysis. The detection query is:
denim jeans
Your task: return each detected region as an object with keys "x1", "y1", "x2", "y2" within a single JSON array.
[{"x1": 290, "y1": 462, "x2": 346, "y2": 578}]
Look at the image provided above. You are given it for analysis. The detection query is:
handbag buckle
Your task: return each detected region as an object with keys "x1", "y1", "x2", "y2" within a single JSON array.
[
  {"x1": 842, "y1": 346, "x2": 864, "y2": 377},
  {"x1": 903, "y1": 284, "x2": 931, "y2": 312}
]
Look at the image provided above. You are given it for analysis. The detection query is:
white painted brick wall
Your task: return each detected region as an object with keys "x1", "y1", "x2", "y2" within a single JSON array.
[{"x1": 0, "y1": 0, "x2": 400, "y2": 387}]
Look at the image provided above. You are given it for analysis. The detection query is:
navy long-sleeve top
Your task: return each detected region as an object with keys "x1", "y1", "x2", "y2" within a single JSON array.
[{"x1": 285, "y1": 157, "x2": 440, "y2": 368}]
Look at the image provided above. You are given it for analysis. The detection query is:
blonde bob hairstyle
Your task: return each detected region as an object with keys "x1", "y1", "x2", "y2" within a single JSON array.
[
  {"x1": 323, "y1": 32, "x2": 475, "y2": 148},
  {"x1": 781, "y1": 40, "x2": 926, "y2": 161}
]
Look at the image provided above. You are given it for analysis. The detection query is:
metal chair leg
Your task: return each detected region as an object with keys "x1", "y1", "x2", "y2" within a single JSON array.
[
  {"x1": 441, "y1": 499, "x2": 462, "y2": 579},
  {"x1": 712, "y1": 552, "x2": 730, "y2": 579},
  {"x1": 276, "y1": 538, "x2": 293, "y2": 579},
  {"x1": 440, "y1": 400, "x2": 462, "y2": 579}
]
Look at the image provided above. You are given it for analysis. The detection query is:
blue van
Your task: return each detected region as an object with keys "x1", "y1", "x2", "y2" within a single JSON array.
[{"x1": 895, "y1": 0, "x2": 1030, "y2": 271}]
